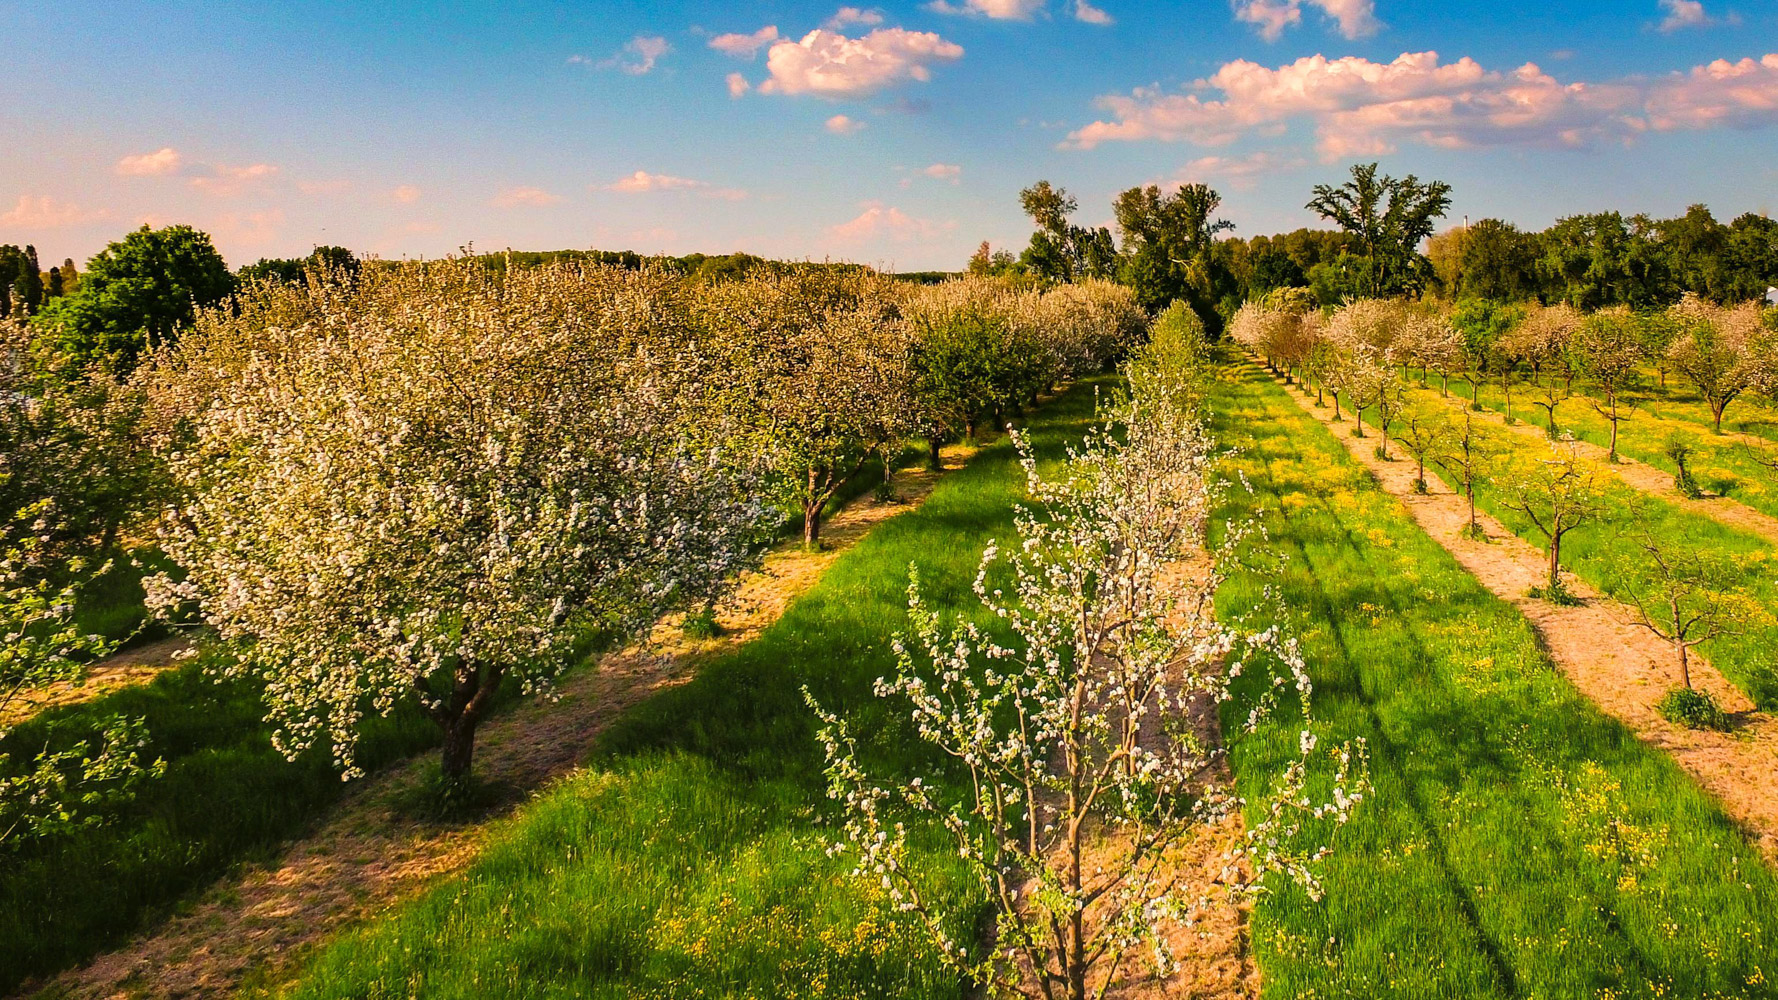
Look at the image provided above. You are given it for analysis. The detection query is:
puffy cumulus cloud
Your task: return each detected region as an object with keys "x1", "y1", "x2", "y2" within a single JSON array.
[
  {"x1": 826, "y1": 113, "x2": 866, "y2": 133},
  {"x1": 759, "y1": 28, "x2": 963, "y2": 98},
  {"x1": 601, "y1": 170, "x2": 748, "y2": 200},
  {"x1": 1167, "y1": 151, "x2": 1305, "y2": 189},
  {"x1": 828, "y1": 201, "x2": 956, "y2": 242},
  {"x1": 1643, "y1": 54, "x2": 1778, "y2": 131},
  {"x1": 491, "y1": 186, "x2": 564, "y2": 208},
  {"x1": 115, "y1": 147, "x2": 183, "y2": 176},
  {"x1": 0, "y1": 195, "x2": 109, "y2": 228},
  {"x1": 825, "y1": 7, "x2": 885, "y2": 28},
  {"x1": 727, "y1": 72, "x2": 752, "y2": 97},
  {"x1": 578, "y1": 35, "x2": 671, "y2": 75},
  {"x1": 709, "y1": 26, "x2": 778, "y2": 58},
  {"x1": 1232, "y1": 0, "x2": 1381, "y2": 41},
  {"x1": 1656, "y1": 0, "x2": 1725, "y2": 32},
  {"x1": 1065, "y1": 50, "x2": 1778, "y2": 159},
  {"x1": 393, "y1": 184, "x2": 422, "y2": 204},
  {"x1": 921, "y1": 162, "x2": 963, "y2": 180},
  {"x1": 1073, "y1": 0, "x2": 1114, "y2": 24},
  {"x1": 926, "y1": 0, "x2": 1045, "y2": 18}
]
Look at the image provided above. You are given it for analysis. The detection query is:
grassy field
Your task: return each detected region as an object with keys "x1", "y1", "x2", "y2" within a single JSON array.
[
  {"x1": 1212, "y1": 357, "x2": 1778, "y2": 999},
  {"x1": 1346, "y1": 376, "x2": 1778, "y2": 707},
  {"x1": 0, "y1": 658, "x2": 441, "y2": 994},
  {"x1": 1429, "y1": 371, "x2": 1778, "y2": 520},
  {"x1": 268, "y1": 380, "x2": 1109, "y2": 1000}
]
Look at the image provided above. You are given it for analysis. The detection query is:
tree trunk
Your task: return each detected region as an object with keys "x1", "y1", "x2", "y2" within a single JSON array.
[
  {"x1": 964, "y1": 415, "x2": 977, "y2": 443},
  {"x1": 1548, "y1": 533, "x2": 1562, "y2": 590},
  {"x1": 1678, "y1": 640, "x2": 1692, "y2": 690},
  {"x1": 1332, "y1": 393, "x2": 1342, "y2": 421},
  {"x1": 1608, "y1": 415, "x2": 1619, "y2": 462},
  {"x1": 441, "y1": 718, "x2": 477, "y2": 782},
  {"x1": 803, "y1": 499, "x2": 823, "y2": 549},
  {"x1": 1467, "y1": 480, "x2": 1478, "y2": 530},
  {"x1": 1713, "y1": 401, "x2": 1725, "y2": 434},
  {"x1": 927, "y1": 434, "x2": 945, "y2": 472}
]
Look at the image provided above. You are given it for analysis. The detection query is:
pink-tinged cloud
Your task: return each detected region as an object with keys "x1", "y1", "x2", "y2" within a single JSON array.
[
  {"x1": 602, "y1": 171, "x2": 747, "y2": 200},
  {"x1": 759, "y1": 28, "x2": 963, "y2": 98},
  {"x1": 115, "y1": 147, "x2": 184, "y2": 176},
  {"x1": 0, "y1": 195, "x2": 110, "y2": 228},
  {"x1": 189, "y1": 163, "x2": 280, "y2": 196},
  {"x1": 1066, "y1": 50, "x2": 1778, "y2": 159},
  {"x1": 828, "y1": 201, "x2": 957, "y2": 242},
  {"x1": 1166, "y1": 151, "x2": 1306, "y2": 189},
  {"x1": 920, "y1": 162, "x2": 962, "y2": 180},
  {"x1": 826, "y1": 114, "x2": 866, "y2": 133},
  {"x1": 825, "y1": 7, "x2": 886, "y2": 28},
  {"x1": 393, "y1": 184, "x2": 422, "y2": 204},
  {"x1": 727, "y1": 73, "x2": 752, "y2": 98},
  {"x1": 1074, "y1": 0, "x2": 1114, "y2": 25},
  {"x1": 709, "y1": 26, "x2": 779, "y2": 58},
  {"x1": 925, "y1": 0, "x2": 1044, "y2": 19},
  {"x1": 210, "y1": 209, "x2": 286, "y2": 247},
  {"x1": 1657, "y1": 0, "x2": 1715, "y2": 32},
  {"x1": 491, "y1": 186, "x2": 564, "y2": 208}
]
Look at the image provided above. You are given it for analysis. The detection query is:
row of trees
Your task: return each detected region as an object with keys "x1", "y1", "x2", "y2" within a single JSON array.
[
  {"x1": 1234, "y1": 296, "x2": 1768, "y2": 707},
  {"x1": 815, "y1": 325, "x2": 1364, "y2": 1000},
  {"x1": 982, "y1": 165, "x2": 1775, "y2": 335},
  {"x1": 3, "y1": 256, "x2": 1145, "y2": 820}
]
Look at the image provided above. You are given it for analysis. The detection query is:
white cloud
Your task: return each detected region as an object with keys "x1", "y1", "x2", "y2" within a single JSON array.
[
  {"x1": 393, "y1": 184, "x2": 422, "y2": 204},
  {"x1": 115, "y1": 147, "x2": 183, "y2": 176},
  {"x1": 0, "y1": 195, "x2": 109, "y2": 228},
  {"x1": 1166, "y1": 151, "x2": 1305, "y2": 189},
  {"x1": 492, "y1": 186, "x2": 564, "y2": 208},
  {"x1": 828, "y1": 201, "x2": 956, "y2": 242},
  {"x1": 211, "y1": 208, "x2": 285, "y2": 247},
  {"x1": 602, "y1": 171, "x2": 748, "y2": 200},
  {"x1": 1073, "y1": 0, "x2": 1114, "y2": 24},
  {"x1": 585, "y1": 35, "x2": 671, "y2": 75},
  {"x1": 826, "y1": 7, "x2": 886, "y2": 28},
  {"x1": 188, "y1": 163, "x2": 280, "y2": 197},
  {"x1": 727, "y1": 72, "x2": 752, "y2": 98},
  {"x1": 709, "y1": 26, "x2": 779, "y2": 58},
  {"x1": 1656, "y1": 0, "x2": 1735, "y2": 32},
  {"x1": 826, "y1": 113, "x2": 867, "y2": 133},
  {"x1": 920, "y1": 162, "x2": 963, "y2": 180},
  {"x1": 1232, "y1": 0, "x2": 1381, "y2": 41},
  {"x1": 759, "y1": 28, "x2": 964, "y2": 98},
  {"x1": 1069, "y1": 50, "x2": 1778, "y2": 159},
  {"x1": 926, "y1": 0, "x2": 1045, "y2": 18}
]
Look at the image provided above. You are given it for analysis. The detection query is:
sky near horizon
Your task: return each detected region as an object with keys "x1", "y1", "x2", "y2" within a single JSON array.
[{"x1": 3, "y1": 0, "x2": 1776, "y2": 272}]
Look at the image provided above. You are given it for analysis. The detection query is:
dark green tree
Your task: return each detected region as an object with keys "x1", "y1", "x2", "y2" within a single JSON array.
[
  {"x1": 1306, "y1": 163, "x2": 1452, "y2": 296},
  {"x1": 50, "y1": 225, "x2": 235, "y2": 372},
  {"x1": 1016, "y1": 181, "x2": 1117, "y2": 283},
  {"x1": 1112, "y1": 182, "x2": 1235, "y2": 314}
]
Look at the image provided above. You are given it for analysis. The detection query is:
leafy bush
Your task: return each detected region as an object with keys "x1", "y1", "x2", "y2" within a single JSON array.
[{"x1": 1657, "y1": 687, "x2": 1730, "y2": 731}]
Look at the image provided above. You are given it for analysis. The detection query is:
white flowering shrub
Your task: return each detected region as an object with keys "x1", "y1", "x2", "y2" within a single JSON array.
[
  {"x1": 0, "y1": 502, "x2": 162, "y2": 846},
  {"x1": 145, "y1": 260, "x2": 776, "y2": 782},
  {"x1": 810, "y1": 371, "x2": 1367, "y2": 1000}
]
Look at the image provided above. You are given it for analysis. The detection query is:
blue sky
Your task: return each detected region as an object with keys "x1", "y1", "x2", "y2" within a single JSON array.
[{"x1": 4, "y1": 0, "x2": 1775, "y2": 271}]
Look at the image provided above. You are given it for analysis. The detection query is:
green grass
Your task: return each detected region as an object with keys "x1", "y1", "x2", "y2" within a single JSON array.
[
  {"x1": 1427, "y1": 371, "x2": 1778, "y2": 520},
  {"x1": 0, "y1": 658, "x2": 440, "y2": 995},
  {"x1": 1348, "y1": 375, "x2": 1778, "y2": 707},
  {"x1": 270, "y1": 382, "x2": 1107, "y2": 1000},
  {"x1": 1212, "y1": 357, "x2": 1778, "y2": 998}
]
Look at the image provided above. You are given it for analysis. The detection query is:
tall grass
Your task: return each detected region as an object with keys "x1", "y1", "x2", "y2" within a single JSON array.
[
  {"x1": 1213, "y1": 357, "x2": 1778, "y2": 998},
  {"x1": 270, "y1": 382, "x2": 1106, "y2": 999}
]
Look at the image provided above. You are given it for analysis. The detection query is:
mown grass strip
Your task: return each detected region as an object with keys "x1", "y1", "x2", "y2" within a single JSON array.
[
  {"x1": 1346, "y1": 375, "x2": 1778, "y2": 707},
  {"x1": 1212, "y1": 357, "x2": 1778, "y2": 999},
  {"x1": 270, "y1": 381, "x2": 1107, "y2": 1000}
]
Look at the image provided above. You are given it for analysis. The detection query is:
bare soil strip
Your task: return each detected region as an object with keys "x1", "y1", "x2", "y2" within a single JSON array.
[
  {"x1": 1, "y1": 636, "x2": 192, "y2": 729},
  {"x1": 27, "y1": 461, "x2": 959, "y2": 1000},
  {"x1": 1410, "y1": 381, "x2": 1778, "y2": 546},
  {"x1": 1275, "y1": 371, "x2": 1778, "y2": 863}
]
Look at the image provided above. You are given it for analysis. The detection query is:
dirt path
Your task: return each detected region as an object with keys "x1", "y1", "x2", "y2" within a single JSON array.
[
  {"x1": 1273, "y1": 369, "x2": 1778, "y2": 862},
  {"x1": 1, "y1": 636, "x2": 191, "y2": 729},
  {"x1": 26, "y1": 460, "x2": 963, "y2": 1000},
  {"x1": 1408, "y1": 382, "x2": 1778, "y2": 546}
]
